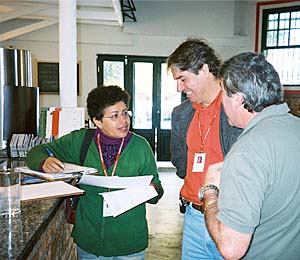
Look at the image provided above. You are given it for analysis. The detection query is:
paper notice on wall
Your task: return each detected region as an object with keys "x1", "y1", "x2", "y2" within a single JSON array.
[
  {"x1": 58, "y1": 107, "x2": 85, "y2": 137},
  {"x1": 45, "y1": 107, "x2": 85, "y2": 139}
]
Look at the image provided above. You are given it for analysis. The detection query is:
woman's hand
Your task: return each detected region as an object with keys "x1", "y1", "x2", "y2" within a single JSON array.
[
  {"x1": 42, "y1": 157, "x2": 65, "y2": 173},
  {"x1": 149, "y1": 181, "x2": 159, "y2": 192}
]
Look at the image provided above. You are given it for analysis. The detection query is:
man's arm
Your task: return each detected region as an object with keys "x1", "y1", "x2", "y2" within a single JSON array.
[
  {"x1": 203, "y1": 191, "x2": 252, "y2": 260},
  {"x1": 202, "y1": 163, "x2": 252, "y2": 260}
]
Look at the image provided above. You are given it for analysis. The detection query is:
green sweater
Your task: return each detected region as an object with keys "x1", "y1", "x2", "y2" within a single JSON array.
[{"x1": 26, "y1": 128, "x2": 164, "y2": 257}]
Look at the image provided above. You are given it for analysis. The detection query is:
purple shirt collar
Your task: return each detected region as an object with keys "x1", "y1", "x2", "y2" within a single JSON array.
[{"x1": 94, "y1": 128, "x2": 132, "y2": 169}]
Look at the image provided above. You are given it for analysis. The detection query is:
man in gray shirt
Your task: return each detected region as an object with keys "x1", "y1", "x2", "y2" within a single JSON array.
[{"x1": 200, "y1": 52, "x2": 300, "y2": 259}]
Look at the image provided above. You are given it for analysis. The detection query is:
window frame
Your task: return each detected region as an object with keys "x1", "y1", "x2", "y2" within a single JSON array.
[{"x1": 256, "y1": 0, "x2": 300, "y2": 93}]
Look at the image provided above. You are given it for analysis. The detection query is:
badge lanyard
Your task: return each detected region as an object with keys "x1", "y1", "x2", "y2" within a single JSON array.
[
  {"x1": 192, "y1": 109, "x2": 219, "y2": 173},
  {"x1": 97, "y1": 133, "x2": 125, "y2": 217},
  {"x1": 97, "y1": 133, "x2": 124, "y2": 177},
  {"x1": 197, "y1": 109, "x2": 219, "y2": 153}
]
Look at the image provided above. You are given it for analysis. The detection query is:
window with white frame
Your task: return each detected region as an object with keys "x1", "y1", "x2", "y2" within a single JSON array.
[{"x1": 261, "y1": 6, "x2": 300, "y2": 87}]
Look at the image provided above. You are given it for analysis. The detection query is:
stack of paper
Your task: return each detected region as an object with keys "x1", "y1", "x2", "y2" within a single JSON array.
[
  {"x1": 16, "y1": 163, "x2": 98, "y2": 181},
  {"x1": 20, "y1": 174, "x2": 158, "y2": 217},
  {"x1": 79, "y1": 175, "x2": 158, "y2": 217}
]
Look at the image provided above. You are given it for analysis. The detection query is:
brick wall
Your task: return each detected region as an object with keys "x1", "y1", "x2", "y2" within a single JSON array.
[
  {"x1": 284, "y1": 93, "x2": 300, "y2": 117},
  {"x1": 26, "y1": 202, "x2": 77, "y2": 260}
]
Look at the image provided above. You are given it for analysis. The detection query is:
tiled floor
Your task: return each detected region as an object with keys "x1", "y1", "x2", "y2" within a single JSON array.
[{"x1": 146, "y1": 166, "x2": 184, "y2": 260}]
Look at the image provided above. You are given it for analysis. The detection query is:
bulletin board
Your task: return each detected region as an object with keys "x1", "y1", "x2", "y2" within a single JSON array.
[{"x1": 35, "y1": 60, "x2": 81, "y2": 95}]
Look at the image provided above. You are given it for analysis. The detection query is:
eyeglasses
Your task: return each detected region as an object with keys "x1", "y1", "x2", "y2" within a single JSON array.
[{"x1": 102, "y1": 110, "x2": 132, "y2": 121}]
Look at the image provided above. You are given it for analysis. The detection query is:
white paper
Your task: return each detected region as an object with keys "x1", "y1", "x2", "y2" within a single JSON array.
[
  {"x1": 45, "y1": 109, "x2": 54, "y2": 139},
  {"x1": 16, "y1": 163, "x2": 97, "y2": 181},
  {"x1": 62, "y1": 163, "x2": 98, "y2": 174},
  {"x1": 100, "y1": 186, "x2": 158, "y2": 217},
  {"x1": 79, "y1": 175, "x2": 158, "y2": 217},
  {"x1": 79, "y1": 175, "x2": 153, "y2": 189},
  {"x1": 58, "y1": 107, "x2": 85, "y2": 138},
  {"x1": 21, "y1": 181, "x2": 84, "y2": 201},
  {"x1": 103, "y1": 200, "x2": 113, "y2": 217},
  {"x1": 45, "y1": 107, "x2": 85, "y2": 139}
]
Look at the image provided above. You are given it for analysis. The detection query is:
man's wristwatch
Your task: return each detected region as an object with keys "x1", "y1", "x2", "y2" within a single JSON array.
[{"x1": 199, "y1": 184, "x2": 219, "y2": 202}]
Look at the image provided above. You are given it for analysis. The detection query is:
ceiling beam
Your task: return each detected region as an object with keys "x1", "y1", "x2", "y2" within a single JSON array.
[
  {"x1": 0, "y1": 16, "x2": 58, "y2": 41},
  {"x1": 0, "y1": 5, "x2": 45, "y2": 23},
  {"x1": 77, "y1": 10, "x2": 118, "y2": 21},
  {"x1": 112, "y1": 0, "x2": 123, "y2": 27}
]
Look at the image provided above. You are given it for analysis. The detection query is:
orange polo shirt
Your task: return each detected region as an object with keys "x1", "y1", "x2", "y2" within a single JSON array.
[{"x1": 181, "y1": 91, "x2": 224, "y2": 204}]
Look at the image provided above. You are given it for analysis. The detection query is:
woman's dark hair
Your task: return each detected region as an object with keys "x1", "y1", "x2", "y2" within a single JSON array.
[
  {"x1": 167, "y1": 37, "x2": 221, "y2": 77},
  {"x1": 87, "y1": 85, "x2": 131, "y2": 120}
]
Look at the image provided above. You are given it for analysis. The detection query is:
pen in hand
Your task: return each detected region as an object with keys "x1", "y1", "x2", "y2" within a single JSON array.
[
  {"x1": 44, "y1": 147, "x2": 65, "y2": 172},
  {"x1": 45, "y1": 147, "x2": 54, "y2": 157}
]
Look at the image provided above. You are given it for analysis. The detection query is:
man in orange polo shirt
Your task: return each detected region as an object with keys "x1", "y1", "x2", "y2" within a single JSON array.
[{"x1": 167, "y1": 38, "x2": 241, "y2": 260}]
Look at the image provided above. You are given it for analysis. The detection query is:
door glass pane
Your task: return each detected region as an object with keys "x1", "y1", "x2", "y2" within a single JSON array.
[
  {"x1": 160, "y1": 63, "x2": 181, "y2": 129},
  {"x1": 103, "y1": 61, "x2": 124, "y2": 88},
  {"x1": 132, "y1": 62, "x2": 153, "y2": 129}
]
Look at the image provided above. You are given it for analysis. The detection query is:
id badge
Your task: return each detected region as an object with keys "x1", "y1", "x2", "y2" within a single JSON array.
[
  {"x1": 192, "y1": 153, "x2": 206, "y2": 172},
  {"x1": 103, "y1": 199, "x2": 113, "y2": 217}
]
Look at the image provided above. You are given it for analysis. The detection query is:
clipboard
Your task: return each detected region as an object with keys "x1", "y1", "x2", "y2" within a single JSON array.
[{"x1": 16, "y1": 163, "x2": 97, "y2": 181}]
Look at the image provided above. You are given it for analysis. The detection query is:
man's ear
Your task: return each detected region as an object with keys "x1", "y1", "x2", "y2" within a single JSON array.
[
  {"x1": 234, "y1": 93, "x2": 244, "y2": 109},
  {"x1": 200, "y1": 64, "x2": 209, "y2": 75}
]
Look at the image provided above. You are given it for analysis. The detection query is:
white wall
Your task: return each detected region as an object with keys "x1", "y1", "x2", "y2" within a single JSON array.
[{"x1": 0, "y1": 0, "x2": 257, "y2": 112}]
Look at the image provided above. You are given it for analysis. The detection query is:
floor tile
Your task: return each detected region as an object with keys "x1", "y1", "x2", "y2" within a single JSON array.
[{"x1": 146, "y1": 170, "x2": 184, "y2": 260}]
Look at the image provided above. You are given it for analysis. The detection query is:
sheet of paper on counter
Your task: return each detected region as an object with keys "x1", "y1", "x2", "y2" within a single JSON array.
[{"x1": 21, "y1": 181, "x2": 84, "y2": 201}]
